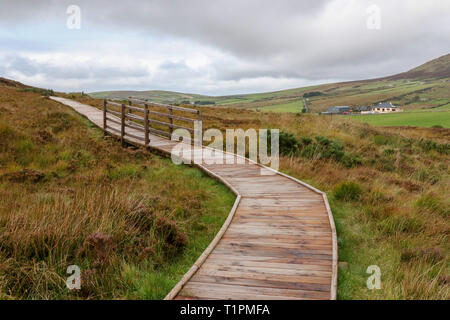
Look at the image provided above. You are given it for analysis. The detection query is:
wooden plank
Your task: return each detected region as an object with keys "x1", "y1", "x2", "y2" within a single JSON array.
[
  {"x1": 207, "y1": 252, "x2": 333, "y2": 266},
  {"x1": 201, "y1": 258, "x2": 332, "y2": 271},
  {"x1": 195, "y1": 268, "x2": 331, "y2": 285},
  {"x1": 190, "y1": 274, "x2": 331, "y2": 293},
  {"x1": 212, "y1": 247, "x2": 332, "y2": 261},
  {"x1": 185, "y1": 280, "x2": 330, "y2": 297},
  {"x1": 199, "y1": 264, "x2": 332, "y2": 277},
  {"x1": 49, "y1": 96, "x2": 338, "y2": 301},
  {"x1": 181, "y1": 282, "x2": 330, "y2": 300}
]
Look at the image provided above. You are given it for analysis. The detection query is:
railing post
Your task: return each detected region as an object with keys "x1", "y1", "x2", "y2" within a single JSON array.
[
  {"x1": 103, "y1": 99, "x2": 107, "y2": 135},
  {"x1": 198, "y1": 109, "x2": 203, "y2": 146},
  {"x1": 121, "y1": 103, "x2": 125, "y2": 147},
  {"x1": 169, "y1": 107, "x2": 173, "y2": 135},
  {"x1": 144, "y1": 103, "x2": 150, "y2": 147},
  {"x1": 128, "y1": 100, "x2": 132, "y2": 125}
]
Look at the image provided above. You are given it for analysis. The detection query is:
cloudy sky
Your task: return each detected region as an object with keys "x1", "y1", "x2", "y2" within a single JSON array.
[{"x1": 0, "y1": 0, "x2": 449, "y2": 95}]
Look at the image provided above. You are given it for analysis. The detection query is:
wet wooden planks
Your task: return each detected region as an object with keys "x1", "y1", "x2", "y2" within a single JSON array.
[{"x1": 50, "y1": 96, "x2": 337, "y2": 300}]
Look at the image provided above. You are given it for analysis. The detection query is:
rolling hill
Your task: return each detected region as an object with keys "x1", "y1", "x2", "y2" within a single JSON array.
[{"x1": 89, "y1": 53, "x2": 450, "y2": 114}]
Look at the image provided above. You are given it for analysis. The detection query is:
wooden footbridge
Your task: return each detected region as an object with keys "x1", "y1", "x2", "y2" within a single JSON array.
[{"x1": 50, "y1": 96, "x2": 337, "y2": 300}]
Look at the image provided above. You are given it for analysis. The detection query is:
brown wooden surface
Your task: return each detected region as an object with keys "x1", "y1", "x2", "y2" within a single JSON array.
[{"x1": 50, "y1": 96, "x2": 338, "y2": 300}]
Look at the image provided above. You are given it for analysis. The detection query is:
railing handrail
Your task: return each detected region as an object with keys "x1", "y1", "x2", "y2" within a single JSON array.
[
  {"x1": 127, "y1": 97, "x2": 200, "y2": 114},
  {"x1": 103, "y1": 99, "x2": 202, "y2": 147}
]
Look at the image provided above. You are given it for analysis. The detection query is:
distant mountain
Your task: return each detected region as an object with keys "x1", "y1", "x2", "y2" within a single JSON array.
[{"x1": 386, "y1": 53, "x2": 450, "y2": 80}]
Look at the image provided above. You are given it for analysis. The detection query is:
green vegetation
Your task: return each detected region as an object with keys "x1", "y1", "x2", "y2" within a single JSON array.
[
  {"x1": 90, "y1": 54, "x2": 450, "y2": 116},
  {"x1": 193, "y1": 106, "x2": 449, "y2": 299},
  {"x1": 20, "y1": 87, "x2": 55, "y2": 96},
  {"x1": 352, "y1": 110, "x2": 450, "y2": 128},
  {"x1": 68, "y1": 58, "x2": 450, "y2": 299},
  {"x1": 273, "y1": 131, "x2": 362, "y2": 168},
  {"x1": 334, "y1": 182, "x2": 363, "y2": 201},
  {"x1": 0, "y1": 85, "x2": 235, "y2": 299},
  {"x1": 254, "y1": 100, "x2": 303, "y2": 113}
]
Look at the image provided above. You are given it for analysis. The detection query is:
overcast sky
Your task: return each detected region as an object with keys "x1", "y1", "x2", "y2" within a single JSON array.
[{"x1": 0, "y1": 0, "x2": 449, "y2": 95}]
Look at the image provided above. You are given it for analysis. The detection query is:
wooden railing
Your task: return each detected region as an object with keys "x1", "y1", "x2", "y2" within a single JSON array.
[{"x1": 103, "y1": 98, "x2": 202, "y2": 146}]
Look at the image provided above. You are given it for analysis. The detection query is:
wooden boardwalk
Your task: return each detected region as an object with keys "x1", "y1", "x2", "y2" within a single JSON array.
[{"x1": 51, "y1": 97, "x2": 337, "y2": 300}]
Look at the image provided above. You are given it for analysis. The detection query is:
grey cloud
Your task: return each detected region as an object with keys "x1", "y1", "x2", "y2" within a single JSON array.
[
  {"x1": 0, "y1": 0, "x2": 449, "y2": 92},
  {"x1": 1, "y1": 54, "x2": 150, "y2": 80}
]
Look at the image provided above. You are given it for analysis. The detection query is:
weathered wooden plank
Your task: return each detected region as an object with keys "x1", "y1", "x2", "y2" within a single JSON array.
[
  {"x1": 190, "y1": 274, "x2": 331, "y2": 293},
  {"x1": 192, "y1": 269, "x2": 331, "y2": 284},
  {"x1": 181, "y1": 282, "x2": 330, "y2": 300},
  {"x1": 49, "y1": 96, "x2": 338, "y2": 301}
]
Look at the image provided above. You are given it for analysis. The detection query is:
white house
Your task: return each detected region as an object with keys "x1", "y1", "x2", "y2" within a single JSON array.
[{"x1": 361, "y1": 102, "x2": 403, "y2": 114}]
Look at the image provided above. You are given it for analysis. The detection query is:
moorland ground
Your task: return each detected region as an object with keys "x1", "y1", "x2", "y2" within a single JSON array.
[
  {"x1": 69, "y1": 91, "x2": 450, "y2": 300},
  {"x1": 0, "y1": 82, "x2": 235, "y2": 299},
  {"x1": 1, "y1": 52, "x2": 449, "y2": 300}
]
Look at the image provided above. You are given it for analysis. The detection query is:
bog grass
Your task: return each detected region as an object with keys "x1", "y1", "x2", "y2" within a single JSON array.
[
  {"x1": 72, "y1": 93, "x2": 450, "y2": 299},
  {"x1": 193, "y1": 106, "x2": 449, "y2": 300},
  {"x1": 0, "y1": 86, "x2": 235, "y2": 299},
  {"x1": 5, "y1": 84, "x2": 448, "y2": 300}
]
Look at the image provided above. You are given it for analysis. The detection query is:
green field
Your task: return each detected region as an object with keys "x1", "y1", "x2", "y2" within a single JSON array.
[
  {"x1": 90, "y1": 54, "x2": 450, "y2": 126},
  {"x1": 351, "y1": 110, "x2": 450, "y2": 128},
  {"x1": 253, "y1": 100, "x2": 304, "y2": 113}
]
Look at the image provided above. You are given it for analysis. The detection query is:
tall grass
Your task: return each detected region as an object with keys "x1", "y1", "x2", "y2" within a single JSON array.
[
  {"x1": 70, "y1": 92, "x2": 450, "y2": 299},
  {"x1": 0, "y1": 86, "x2": 235, "y2": 299},
  {"x1": 198, "y1": 105, "x2": 449, "y2": 300}
]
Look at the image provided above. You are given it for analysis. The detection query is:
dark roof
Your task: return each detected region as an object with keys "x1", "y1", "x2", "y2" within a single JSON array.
[
  {"x1": 321, "y1": 106, "x2": 352, "y2": 114},
  {"x1": 327, "y1": 106, "x2": 351, "y2": 111},
  {"x1": 372, "y1": 102, "x2": 396, "y2": 109}
]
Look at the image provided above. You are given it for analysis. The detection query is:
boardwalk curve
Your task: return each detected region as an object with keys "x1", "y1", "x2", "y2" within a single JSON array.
[{"x1": 50, "y1": 96, "x2": 337, "y2": 300}]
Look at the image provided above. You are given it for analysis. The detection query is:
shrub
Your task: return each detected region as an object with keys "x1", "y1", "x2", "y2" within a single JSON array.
[
  {"x1": 154, "y1": 217, "x2": 187, "y2": 256},
  {"x1": 373, "y1": 135, "x2": 390, "y2": 146},
  {"x1": 46, "y1": 112, "x2": 72, "y2": 133},
  {"x1": 300, "y1": 137, "x2": 312, "y2": 145},
  {"x1": 417, "y1": 139, "x2": 450, "y2": 155},
  {"x1": 267, "y1": 130, "x2": 300, "y2": 156},
  {"x1": 340, "y1": 153, "x2": 362, "y2": 168},
  {"x1": 20, "y1": 88, "x2": 54, "y2": 96},
  {"x1": 299, "y1": 136, "x2": 361, "y2": 168},
  {"x1": 334, "y1": 182, "x2": 363, "y2": 201}
]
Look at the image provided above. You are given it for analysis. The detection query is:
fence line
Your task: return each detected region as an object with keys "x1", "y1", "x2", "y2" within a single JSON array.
[{"x1": 103, "y1": 98, "x2": 202, "y2": 146}]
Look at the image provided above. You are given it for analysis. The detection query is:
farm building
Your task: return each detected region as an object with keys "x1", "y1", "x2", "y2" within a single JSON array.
[
  {"x1": 361, "y1": 102, "x2": 403, "y2": 114},
  {"x1": 320, "y1": 106, "x2": 352, "y2": 115}
]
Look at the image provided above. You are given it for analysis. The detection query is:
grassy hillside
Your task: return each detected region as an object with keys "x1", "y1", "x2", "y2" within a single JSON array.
[
  {"x1": 388, "y1": 53, "x2": 450, "y2": 80},
  {"x1": 90, "y1": 90, "x2": 208, "y2": 105},
  {"x1": 0, "y1": 83, "x2": 235, "y2": 299},
  {"x1": 69, "y1": 92, "x2": 450, "y2": 299},
  {"x1": 89, "y1": 54, "x2": 450, "y2": 119}
]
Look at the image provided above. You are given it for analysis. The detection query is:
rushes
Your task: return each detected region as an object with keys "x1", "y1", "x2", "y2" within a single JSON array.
[{"x1": 0, "y1": 86, "x2": 234, "y2": 299}]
